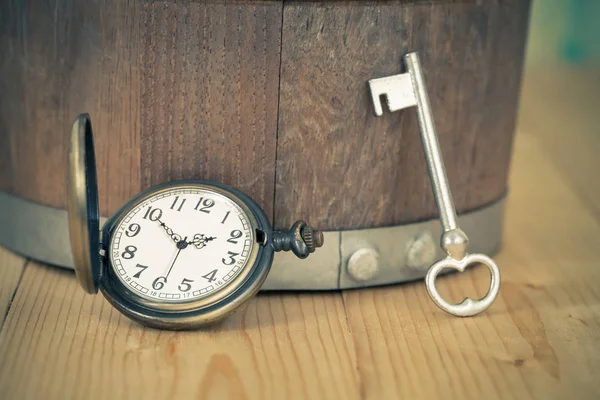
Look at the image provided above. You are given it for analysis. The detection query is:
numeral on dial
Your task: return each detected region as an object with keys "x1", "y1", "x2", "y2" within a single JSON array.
[
  {"x1": 202, "y1": 270, "x2": 218, "y2": 283},
  {"x1": 227, "y1": 230, "x2": 243, "y2": 244},
  {"x1": 222, "y1": 251, "x2": 239, "y2": 265},
  {"x1": 194, "y1": 197, "x2": 215, "y2": 213},
  {"x1": 122, "y1": 245, "x2": 138, "y2": 259},
  {"x1": 152, "y1": 276, "x2": 166, "y2": 290},
  {"x1": 170, "y1": 196, "x2": 186, "y2": 212},
  {"x1": 112, "y1": 188, "x2": 254, "y2": 302},
  {"x1": 178, "y1": 278, "x2": 194, "y2": 292},
  {"x1": 125, "y1": 223, "x2": 141, "y2": 237},
  {"x1": 143, "y1": 207, "x2": 163, "y2": 221},
  {"x1": 221, "y1": 211, "x2": 231, "y2": 224},
  {"x1": 133, "y1": 263, "x2": 148, "y2": 278}
]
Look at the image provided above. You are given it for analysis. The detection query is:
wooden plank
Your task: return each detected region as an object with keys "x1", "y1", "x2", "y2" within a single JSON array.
[
  {"x1": 0, "y1": 262, "x2": 358, "y2": 399},
  {"x1": 0, "y1": 248, "x2": 26, "y2": 331},
  {"x1": 274, "y1": 0, "x2": 530, "y2": 230},
  {"x1": 1, "y1": 0, "x2": 529, "y2": 230},
  {"x1": 0, "y1": 0, "x2": 141, "y2": 215},
  {"x1": 0, "y1": 0, "x2": 283, "y2": 218},
  {"x1": 342, "y1": 132, "x2": 600, "y2": 399},
  {"x1": 139, "y1": 1, "x2": 282, "y2": 217}
]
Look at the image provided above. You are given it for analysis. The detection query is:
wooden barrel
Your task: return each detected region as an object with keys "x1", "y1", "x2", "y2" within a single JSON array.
[{"x1": 0, "y1": 0, "x2": 530, "y2": 232}]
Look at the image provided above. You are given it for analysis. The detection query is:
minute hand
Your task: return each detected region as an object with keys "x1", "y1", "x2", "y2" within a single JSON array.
[{"x1": 164, "y1": 236, "x2": 187, "y2": 280}]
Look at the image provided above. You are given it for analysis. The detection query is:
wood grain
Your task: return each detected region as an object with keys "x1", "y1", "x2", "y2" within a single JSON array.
[
  {"x1": 0, "y1": 0, "x2": 282, "y2": 218},
  {"x1": 139, "y1": 1, "x2": 282, "y2": 217},
  {"x1": 274, "y1": 0, "x2": 530, "y2": 230},
  {"x1": 0, "y1": 0, "x2": 528, "y2": 229},
  {"x1": 0, "y1": 250, "x2": 26, "y2": 331},
  {"x1": 0, "y1": 259, "x2": 358, "y2": 399},
  {"x1": 0, "y1": 0, "x2": 141, "y2": 215}
]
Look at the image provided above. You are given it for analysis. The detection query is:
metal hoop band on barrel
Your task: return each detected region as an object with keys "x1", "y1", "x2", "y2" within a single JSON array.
[{"x1": 0, "y1": 191, "x2": 504, "y2": 291}]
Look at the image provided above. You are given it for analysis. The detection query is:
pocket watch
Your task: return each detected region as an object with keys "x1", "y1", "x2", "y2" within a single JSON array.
[{"x1": 67, "y1": 114, "x2": 323, "y2": 329}]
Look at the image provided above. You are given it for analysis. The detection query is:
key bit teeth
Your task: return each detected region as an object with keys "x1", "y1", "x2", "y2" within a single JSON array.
[
  {"x1": 368, "y1": 82, "x2": 387, "y2": 117},
  {"x1": 368, "y1": 73, "x2": 417, "y2": 116}
]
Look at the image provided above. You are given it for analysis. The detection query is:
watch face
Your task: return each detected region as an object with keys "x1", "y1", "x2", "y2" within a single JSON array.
[{"x1": 108, "y1": 186, "x2": 257, "y2": 304}]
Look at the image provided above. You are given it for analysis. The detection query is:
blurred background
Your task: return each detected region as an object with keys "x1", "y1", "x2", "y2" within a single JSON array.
[
  {"x1": 527, "y1": 0, "x2": 600, "y2": 65},
  {"x1": 519, "y1": 0, "x2": 599, "y2": 215}
]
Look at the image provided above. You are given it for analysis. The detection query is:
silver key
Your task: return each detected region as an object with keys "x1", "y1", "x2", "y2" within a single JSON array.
[{"x1": 368, "y1": 52, "x2": 500, "y2": 317}]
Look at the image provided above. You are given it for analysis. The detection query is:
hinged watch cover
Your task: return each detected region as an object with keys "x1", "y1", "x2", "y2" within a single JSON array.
[{"x1": 67, "y1": 113, "x2": 101, "y2": 294}]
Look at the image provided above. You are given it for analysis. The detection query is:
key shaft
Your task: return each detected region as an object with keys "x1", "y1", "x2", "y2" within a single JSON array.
[
  {"x1": 368, "y1": 52, "x2": 469, "y2": 260},
  {"x1": 368, "y1": 51, "x2": 500, "y2": 316},
  {"x1": 404, "y1": 53, "x2": 458, "y2": 232},
  {"x1": 403, "y1": 53, "x2": 469, "y2": 260}
]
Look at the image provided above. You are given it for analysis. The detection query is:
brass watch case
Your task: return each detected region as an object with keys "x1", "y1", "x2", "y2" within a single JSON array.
[
  {"x1": 67, "y1": 114, "x2": 101, "y2": 294},
  {"x1": 67, "y1": 114, "x2": 274, "y2": 329},
  {"x1": 100, "y1": 181, "x2": 274, "y2": 329}
]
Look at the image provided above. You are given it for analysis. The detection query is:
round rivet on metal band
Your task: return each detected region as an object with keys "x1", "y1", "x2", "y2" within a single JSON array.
[
  {"x1": 347, "y1": 248, "x2": 380, "y2": 282},
  {"x1": 405, "y1": 231, "x2": 437, "y2": 271}
]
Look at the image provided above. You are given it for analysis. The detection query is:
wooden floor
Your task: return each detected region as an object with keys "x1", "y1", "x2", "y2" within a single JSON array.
[{"x1": 1, "y1": 67, "x2": 599, "y2": 400}]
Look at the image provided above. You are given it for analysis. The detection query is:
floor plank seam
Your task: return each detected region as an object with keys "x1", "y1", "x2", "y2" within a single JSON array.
[
  {"x1": 0, "y1": 258, "x2": 28, "y2": 332},
  {"x1": 271, "y1": 0, "x2": 285, "y2": 226},
  {"x1": 338, "y1": 291, "x2": 366, "y2": 400}
]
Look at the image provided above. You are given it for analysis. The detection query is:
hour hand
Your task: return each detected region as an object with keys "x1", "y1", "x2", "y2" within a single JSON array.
[
  {"x1": 188, "y1": 234, "x2": 216, "y2": 249},
  {"x1": 156, "y1": 218, "x2": 183, "y2": 244}
]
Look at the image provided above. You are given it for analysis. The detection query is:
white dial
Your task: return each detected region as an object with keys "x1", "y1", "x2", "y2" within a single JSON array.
[{"x1": 108, "y1": 186, "x2": 256, "y2": 303}]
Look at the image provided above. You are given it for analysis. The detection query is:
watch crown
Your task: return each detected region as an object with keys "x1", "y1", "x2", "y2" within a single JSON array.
[
  {"x1": 301, "y1": 225, "x2": 324, "y2": 253},
  {"x1": 272, "y1": 220, "x2": 324, "y2": 259}
]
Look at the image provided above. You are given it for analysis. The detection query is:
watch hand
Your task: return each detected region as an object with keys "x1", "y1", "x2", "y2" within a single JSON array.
[
  {"x1": 156, "y1": 218, "x2": 183, "y2": 244},
  {"x1": 164, "y1": 236, "x2": 188, "y2": 281},
  {"x1": 188, "y1": 234, "x2": 216, "y2": 249}
]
